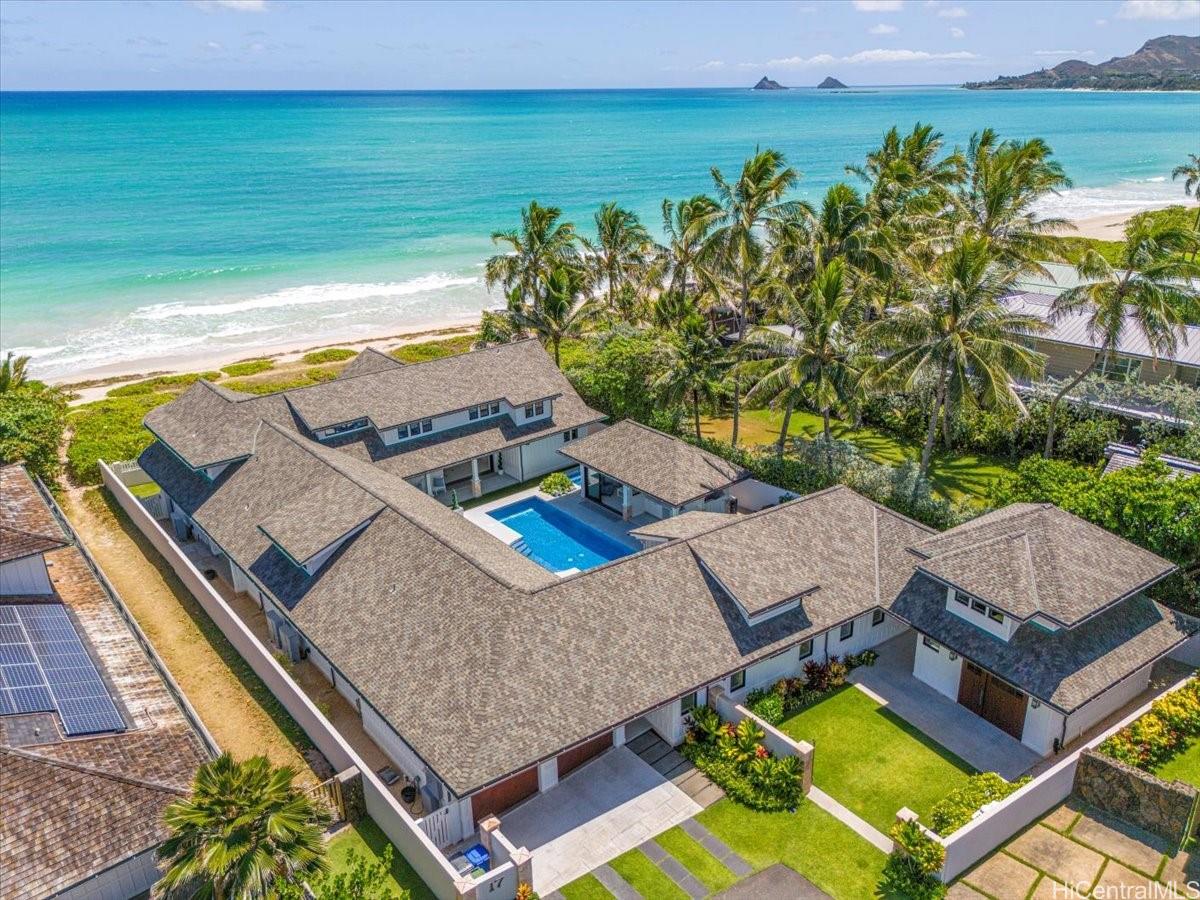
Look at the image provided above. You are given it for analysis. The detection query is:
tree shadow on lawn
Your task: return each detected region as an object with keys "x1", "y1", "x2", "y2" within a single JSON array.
[
  {"x1": 85, "y1": 486, "x2": 319, "y2": 767},
  {"x1": 330, "y1": 818, "x2": 437, "y2": 900}
]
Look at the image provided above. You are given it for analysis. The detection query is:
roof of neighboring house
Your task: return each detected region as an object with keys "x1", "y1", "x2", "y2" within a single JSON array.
[
  {"x1": 337, "y1": 347, "x2": 404, "y2": 379},
  {"x1": 283, "y1": 339, "x2": 574, "y2": 431},
  {"x1": 1001, "y1": 291, "x2": 1200, "y2": 366},
  {"x1": 1103, "y1": 443, "x2": 1200, "y2": 479},
  {"x1": 910, "y1": 504, "x2": 1176, "y2": 627},
  {"x1": 629, "y1": 511, "x2": 737, "y2": 542},
  {"x1": 0, "y1": 465, "x2": 69, "y2": 563},
  {"x1": 0, "y1": 469, "x2": 210, "y2": 900},
  {"x1": 558, "y1": 420, "x2": 747, "y2": 507},
  {"x1": 889, "y1": 577, "x2": 1193, "y2": 713}
]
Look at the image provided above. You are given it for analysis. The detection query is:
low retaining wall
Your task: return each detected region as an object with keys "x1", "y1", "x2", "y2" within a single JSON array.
[
  {"x1": 1074, "y1": 750, "x2": 1198, "y2": 847},
  {"x1": 100, "y1": 461, "x2": 517, "y2": 900},
  {"x1": 709, "y1": 686, "x2": 814, "y2": 794}
]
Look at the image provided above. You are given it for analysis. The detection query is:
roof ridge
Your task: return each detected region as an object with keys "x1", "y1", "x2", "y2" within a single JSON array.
[
  {"x1": 0, "y1": 746, "x2": 189, "y2": 797},
  {"x1": 1019, "y1": 531, "x2": 1042, "y2": 614},
  {"x1": 872, "y1": 507, "x2": 882, "y2": 606},
  {"x1": 0, "y1": 522, "x2": 68, "y2": 545}
]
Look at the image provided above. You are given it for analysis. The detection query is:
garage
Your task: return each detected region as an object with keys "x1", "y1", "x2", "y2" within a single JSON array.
[
  {"x1": 470, "y1": 765, "x2": 539, "y2": 822},
  {"x1": 555, "y1": 731, "x2": 613, "y2": 779},
  {"x1": 957, "y1": 660, "x2": 1028, "y2": 740}
]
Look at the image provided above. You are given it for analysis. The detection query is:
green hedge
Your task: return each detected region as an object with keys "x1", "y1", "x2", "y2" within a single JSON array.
[{"x1": 927, "y1": 772, "x2": 1029, "y2": 836}]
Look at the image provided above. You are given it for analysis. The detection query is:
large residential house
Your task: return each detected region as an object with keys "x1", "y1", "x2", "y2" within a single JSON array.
[
  {"x1": 138, "y1": 339, "x2": 1195, "y2": 851},
  {"x1": 0, "y1": 465, "x2": 212, "y2": 900}
]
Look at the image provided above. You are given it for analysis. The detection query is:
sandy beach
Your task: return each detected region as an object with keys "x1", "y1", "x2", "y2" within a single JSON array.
[{"x1": 1060, "y1": 207, "x2": 1176, "y2": 241}]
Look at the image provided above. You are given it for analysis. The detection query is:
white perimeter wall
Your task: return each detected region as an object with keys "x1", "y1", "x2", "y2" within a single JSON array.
[
  {"x1": 0, "y1": 555, "x2": 52, "y2": 595},
  {"x1": 725, "y1": 478, "x2": 791, "y2": 513},
  {"x1": 913, "y1": 634, "x2": 963, "y2": 701},
  {"x1": 56, "y1": 848, "x2": 160, "y2": 900},
  {"x1": 1062, "y1": 661, "x2": 1154, "y2": 747}
]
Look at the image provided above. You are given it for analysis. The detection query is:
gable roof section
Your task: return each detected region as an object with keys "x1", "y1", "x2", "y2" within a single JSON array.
[
  {"x1": 558, "y1": 420, "x2": 747, "y2": 507},
  {"x1": 911, "y1": 504, "x2": 1175, "y2": 626},
  {"x1": 143, "y1": 380, "x2": 263, "y2": 469},
  {"x1": 337, "y1": 347, "x2": 404, "y2": 379},
  {"x1": 283, "y1": 339, "x2": 571, "y2": 431},
  {"x1": 629, "y1": 511, "x2": 737, "y2": 542},
  {"x1": 0, "y1": 465, "x2": 68, "y2": 563},
  {"x1": 257, "y1": 487, "x2": 382, "y2": 568}
]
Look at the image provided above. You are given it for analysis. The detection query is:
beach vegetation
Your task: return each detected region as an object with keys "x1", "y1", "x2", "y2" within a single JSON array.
[
  {"x1": 1172, "y1": 154, "x2": 1200, "y2": 236},
  {"x1": 0, "y1": 384, "x2": 68, "y2": 484},
  {"x1": 583, "y1": 201, "x2": 655, "y2": 313},
  {"x1": 107, "y1": 372, "x2": 222, "y2": 397},
  {"x1": 508, "y1": 265, "x2": 601, "y2": 366},
  {"x1": 301, "y1": 347, "x2": 357, "y2": 364},
  {"x1": 0, "y1": 352, "x2": 32, "y2": 393},
  {"x1": 390, "y1": 333, "x2": 477, "y2": 363},
  {"x1": 220, "y1": 358, "x2": 275, "y2": 377},
  {"x1": 67, "y1": 392, "x2": 170, "y2": 485},
  {"x1": 485, "y1": 200, "x2": 578, "y2": 305},
  {"x1": 654, "y1": 313, "x2": 729, "y2": 440},
  {"x1": 222, "y1": 367, "x2": 337, "y2": 395}
]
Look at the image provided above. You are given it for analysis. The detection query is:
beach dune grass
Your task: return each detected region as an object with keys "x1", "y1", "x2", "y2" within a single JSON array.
[
  {"x1": 220, "y1": 358, "x2": 275, "y2": 377},
  {"x1": 391, "y1": 333, "x2": 477, "y2": 363},
  {"x1": 302, "y1": 347, "x2": 357, "y2": 364},
  {"x1": 779, "y1": 685, "x2": 976, "y2": 833}
]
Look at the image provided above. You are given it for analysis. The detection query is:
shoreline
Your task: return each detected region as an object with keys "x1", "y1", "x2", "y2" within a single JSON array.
[{"x1": 1058, "y1": 207, "x2": 1176, "y2": 241}]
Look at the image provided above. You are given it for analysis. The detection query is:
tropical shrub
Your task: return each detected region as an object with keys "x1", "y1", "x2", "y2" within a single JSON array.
[
  {"x1": 1099, "y1": 680, "x2": 1200, "y2": 770},
  {"x1": 927, "y1": 772, "x2": 1030, "y2": 836},
  {"x1": 302, "y1": 348, "x2": 357, "y2": 364},
  {"x1": 890, "y1": 819, "x2": 946, "y2": 874},
  {"x1": 67, "y1": 392, "x2": 171, "y2": 485},
  {"x1": 880, "y1": 851, "x2": 947, "y2": 900},
  {"x1": 681, "y1": 708, "x2": 804, "y2": 811},
  {"x1": 687, "y1": 704, "x2": 723, "y2": 743},
  {"x1": 276, "y1": 845, "x2": 408, "y2": 900},
  {"x1": 0, "y1": 386, "x2": 67, "y2": 485},
  {"x1": 564, "y1": 330, "x2": 671, "y2": 426},
  {"x1": 539, "y1": 471, "x2": 575, "y2": 496},
  {"x1": 746, "y1": 689, "x2": 785, "y2": 725}
]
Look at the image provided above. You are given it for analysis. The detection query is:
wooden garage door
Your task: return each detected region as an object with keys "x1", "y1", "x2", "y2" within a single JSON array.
[
  {"x1": 957, "y1": 661, "x2": 1027, "y2": 740},
  {"x1": 470, "y1": 766, "x2": 539, "y2": 822},
  {"x1": 556, "y1": 731, "x2": 613, "y2": 779}
]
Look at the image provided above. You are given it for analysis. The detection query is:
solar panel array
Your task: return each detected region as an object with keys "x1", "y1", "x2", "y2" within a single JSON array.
[{"x1": 0, "y1": 604, "x2": 126, "y2": 736}]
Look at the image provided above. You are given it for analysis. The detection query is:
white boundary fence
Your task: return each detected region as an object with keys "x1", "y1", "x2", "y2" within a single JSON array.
[{"x1": 101, "y1": 461, "x2": 523, "y2": 900}]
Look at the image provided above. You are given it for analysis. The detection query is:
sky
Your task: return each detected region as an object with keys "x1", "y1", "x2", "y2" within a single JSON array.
[{"x1": 0, "y1": 0, "x2": 1197, "y2": 91}]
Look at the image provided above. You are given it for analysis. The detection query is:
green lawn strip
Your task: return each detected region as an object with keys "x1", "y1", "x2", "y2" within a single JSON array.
[
  {"x1": 696, "y1": 797, "x2": 888, "y2": 900},
  {"x1": 1150, "y1": 736, "x2": 1200, "y2": 790},
  {"x1": 324, "y1": 817, "x2": 436, "y2": 899},
  {"x1": 557, "y1": 873, "x2": 616, "y2": 900},
  {"x1": 128, "y1": 480, "x2": 160, "y2": 499},
  {"x1": 654, "y1": 826, "x2": 737, "y2": 893},
  {"x1": 607, "y1": 849, "x2": 689, "y2": 900},
  {"x1": 779, "y1": 685, "x2": 975, "y2": 833}
]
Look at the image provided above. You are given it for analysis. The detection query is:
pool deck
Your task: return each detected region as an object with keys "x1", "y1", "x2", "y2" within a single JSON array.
[{"x1": 463, "y1": 484, "x2": 651, "y2": 560}]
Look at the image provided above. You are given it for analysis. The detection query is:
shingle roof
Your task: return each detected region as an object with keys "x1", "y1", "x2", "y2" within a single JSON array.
[
  {"x1": 558, "y1": 421, "x2": 747, "y2": 507},
  {"x1": 629, "y1": 511, "x2": 737, "y2": 542},
  {"x1": 889, "y1": 577, "x2": 1194, "y2": 712},
  {"x1": 257, "y1": 486, "x2": 382, "y2": 566},
  {"x1": 143, "y1": 379, "x2": 263, "y2": 469},
  {"x1": 284, "y1": 339, "x2": 572, "y2": 431},
  {"x1": 337, "y1": 347, "x2": 404, "y2": 379},
  {"x1": 911, "y1": 504, "x2": 1176, "y2": 626},
  {"x1": 1103, "y1": 443, "x2": 1200, "y2": 479},
  {"x1": 0, "y1": 465, "x2": 68, "y2": 563}
]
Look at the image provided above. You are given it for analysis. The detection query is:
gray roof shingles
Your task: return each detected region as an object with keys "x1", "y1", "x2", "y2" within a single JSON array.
[
  {"x1": 337, "y1": 347, "x2": 405, "y2": 379},
  {"x1": 559, "y1": 420, "x2": 746, "y2": 507}
]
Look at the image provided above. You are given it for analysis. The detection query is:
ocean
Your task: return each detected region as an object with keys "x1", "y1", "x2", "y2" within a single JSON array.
[{"x1": 0, "y1": 87, "x2": 1195, "y2": 380}]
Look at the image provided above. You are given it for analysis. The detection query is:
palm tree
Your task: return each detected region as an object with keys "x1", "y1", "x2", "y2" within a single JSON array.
[
  {"x1": 509, "y1": 265, "x2": 599, "y2": 366},
  {"x1": 583, "y1": 202, "x2": 653, "y2": 314},
  {"x1": 0, "y1": 352, "x2": 30, "y2": 393},
  {"x1": 744, "y1": 258, "x2": 864, "y2": 463},
  {"x1": 156, "y1": 754, "x2": 330, "y2": 900},
  {"x1": 865, "y1": 235, "x2": 1047, "y2": 482},
  {"x1": 706, "y1": 148, "x2": 802, "y2": 446},
  {"x1": 957, "y1": 129, "x2": 1071, "y2": 266},
  {"x1": 660, "y1": 194, "x2": 722, "y2": 308},
  {"x1": 653, "y1": 313, "x2": 728, "y2": 440},
  {"x1": 1172, "y1": 153, "x2": 1200, "y2": 238},
  {"x1": 1042, "y1": 217, "x2": 1200, "y2": 457},
  {"x1": 485, "y1": 201, "x2": 578, "y2": 305}
]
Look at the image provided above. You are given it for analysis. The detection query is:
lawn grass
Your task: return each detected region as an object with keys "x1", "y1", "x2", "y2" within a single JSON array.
[
  {"x1": 1152, "y1": 737, "x2": 1200, "y2": 789},
  {"x1": 128, "y1": 480, "x2": 160, "y2": 499},
  {"x1": 458, "y1": 469, "x2": 576, "y2": 510},
  {"x1": 697, "y1": 797, "x2": 890, "y2": 900},
  {"x1": 654, "y1": 826, "x2": 737, "y2": 893},
  {"x1": 700, "y1": 406, "x2": 1015, "y2": 503},
  {"x1": 608, "y1": 849, "x2": 689, "y2": 900},
  {"x1": 557, "y1": 873, "x2": 615, "y2": 900},
  {"x1": 324, "y1": 817, "x2": 435, "y2": 899},
  {"x1": 780, "y1": 685, "x2": 975, "y2": 833}
]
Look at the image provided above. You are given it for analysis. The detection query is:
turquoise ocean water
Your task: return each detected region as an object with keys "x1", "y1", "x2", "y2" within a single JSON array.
[{"x1": 1, "y1": 88, "x2": 1196, "y2": 379}]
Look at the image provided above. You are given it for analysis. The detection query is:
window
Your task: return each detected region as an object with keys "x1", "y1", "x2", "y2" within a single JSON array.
[
  {"x1": 328, "y1": 418, "x2": 368, "y2": 436},
  {"x1": 490, "y1": 402, "x2": 500, "y2": 416},
  {"x1": 798, "y1": 639, "x2": 813, "y2": 660},
  {"x1": 421, "y1": 418, "x2": 432, "y2": 434},
  {"x1": 525, "y1": 400, "x2": 545, "y2": 418},
  {"x1": 730, "y1": 669, "x2": 746, "y2": 691},
  {"x1": 872, "y1": 609, "x2": 885, "y2": 627},
  {"x1": 988, "y1": 607, "x2": 1005, "y2": 624},
  {"x1": 1102, "y1": 355, "x2": 1141, "y2": 381},
  {"x1": 953, "y1": 590, "x2": 969, "y2": 606},
  {"x1": 923, "y1": 636, "x2": 940, "y2": 653},
  {"x1": 395, "y1": 423, "x2": 410, "y2": 439},
  {"x1": 839, "y1": 620, "x2": 854, "y2": 641},
  {"x1": 469, "y1": 403, "x2": 500, "y2": 421},
  {"x1": 971, "y1": 599, "x2": 988, "y2": 615},
  {"x1": 562, "y1": 428, "x2": 579, "y2": 443},
  {"x1": 679, "y1": 692, "x2": 699, "y2": 715}
]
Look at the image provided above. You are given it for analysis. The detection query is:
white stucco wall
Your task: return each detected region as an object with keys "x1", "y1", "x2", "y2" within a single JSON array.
[
  {"x1": 362, "y1": 703, "x2": 435, "y2": 787},
  {"x1": 725, "y1": 478, "x2": 791, "y2": 512},
  {"x1": 0, "y1": 554, "x2": 52, "y2": 595},
  {"x1": 744, "y1": 645, "x2": 802, "y2": 693},
  {"x1": 1061, "y1": 661, "x2": 1155, "y2": 747},
  {"x1": 828, "y1": 611, "x2": 907, "y2": 656},
  {"x1": 1020, "y1": 698, "x2": 1065, "y2": 756},
  {"x1": 645, "y1": 697, "x2": 687, "y2": 745},
  {"x1": 913, "y1": 634, "x2": 963, "y2": 700}
]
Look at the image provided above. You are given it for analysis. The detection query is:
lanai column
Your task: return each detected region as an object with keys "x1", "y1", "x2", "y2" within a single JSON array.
[
  {"x1": 621, "y1": 484, "x2": 632, "y2": 521},
  {"x1": 423, "y1": 472, "x2": 434, "y2": 496},
  {"x1": 470, "y1": 457, "x2": 482, "y2": 498}
]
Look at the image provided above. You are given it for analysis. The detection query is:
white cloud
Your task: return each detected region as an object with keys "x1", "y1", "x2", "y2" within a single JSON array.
[
  {"x1": 937, "y1": 6, "x2": 967, "y2": 17},
  {"x1": 852, "y1": 0, "x2": 903, "y2": 11},
  {"x1": 204, "y1": 40, "x2": 223, "y2": 50},
  {"x1": 743, "y1": 47, "x2": 977, "y2": 68},
  {"x1": 869, "y1": 23, "x2": 899, "y2": 34},
  {"x1": 1116, "y1": 0, "x2": 1199, "y2": 18},
  {"x1": 1033, "y1": 49, "x2": 1095, "y2": 57},
  {"x1": 192, "y1": 0, "x2": 267, "y2": 12},
  {"x1": 1095, "y1": 18, "x2": 1108, "y2": 25},
  {"x1": 698, "y1": 59, "x2": 726, "y2": 70},
  {"x1": 949, "y1": 26, "x2": 965, "y2": 38}
]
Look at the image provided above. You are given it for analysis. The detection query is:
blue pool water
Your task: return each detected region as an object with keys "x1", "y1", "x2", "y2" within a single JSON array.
[{"x1": 489, "y1": 497, "x2": 633, "y2": 573}]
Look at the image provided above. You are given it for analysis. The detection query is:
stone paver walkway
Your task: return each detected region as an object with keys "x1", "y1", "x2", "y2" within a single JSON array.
[
  {"x1": 680, "y1": 818, "x2": 754, "y2": 877},
  {"x1": 629, "y1": 729, "x2": 725, "y2": 808}
]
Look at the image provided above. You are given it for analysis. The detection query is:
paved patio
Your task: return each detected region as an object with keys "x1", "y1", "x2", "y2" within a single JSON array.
[
  {"x1": 500, "y1": 746, "x2": 702, "y2": 895},
  {"x1": 849, "y1": 631, "x2": 1041, "y2": 780}
]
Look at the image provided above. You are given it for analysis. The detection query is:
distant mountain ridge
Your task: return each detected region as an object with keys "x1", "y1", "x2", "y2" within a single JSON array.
[{"x1": 964, "y1": 35, "x2": 1200, "y2": 91}]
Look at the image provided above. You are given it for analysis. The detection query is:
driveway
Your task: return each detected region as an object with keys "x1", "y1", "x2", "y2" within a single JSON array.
[
  {"x1": 851, "y1": 632, "x2": 1041, "y2": 780},
  {"x1": 500, "y1": 746, "x2": 702, "y2": 894}
]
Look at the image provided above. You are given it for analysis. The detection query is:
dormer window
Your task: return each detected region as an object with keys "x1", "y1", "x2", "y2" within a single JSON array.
[
  {"x1": 396, "y1": 419, "x2": 433, "y2": 440},
  {"x1": 327, "y1": 418, "x2": 368, "y2": 437},
  {"x1": 524, "y1": 401, "x2": 545, "y2": 418},
  {"x1": 953, "y1": 590, "x2": 969, "y2": 606},
  {"x1": 469, "y1": 402, "x2": 501, "y2": 421}
]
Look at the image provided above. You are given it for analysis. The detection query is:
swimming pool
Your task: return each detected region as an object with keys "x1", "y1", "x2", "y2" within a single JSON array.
[{"x1": 487, "y1": 497, "x2": 634, "y2": 573}]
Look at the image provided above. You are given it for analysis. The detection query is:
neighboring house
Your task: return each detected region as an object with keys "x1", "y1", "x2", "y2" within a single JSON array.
[
  {"x1": 0, "y1": 465, "x2": 212, "y2": 900},
  {"x1": 1102, "y1": 442, "x2": 1200, "y2": 479},
  {"x1": 558, "y1": 419, "x2": 748, "y2": 520},
  {"x1": 136, "y1": 344, "x2": 1194, "y2": 850}
]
